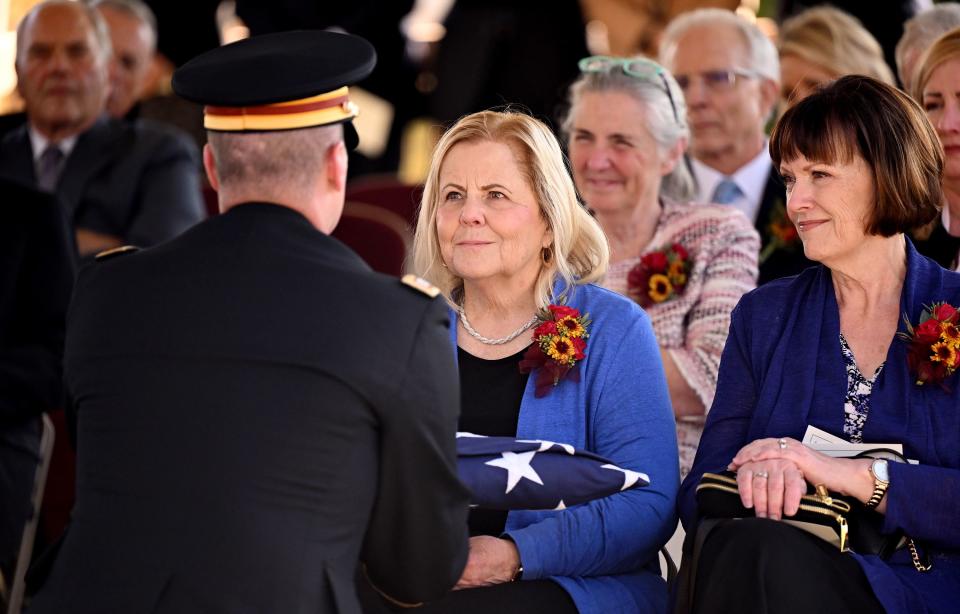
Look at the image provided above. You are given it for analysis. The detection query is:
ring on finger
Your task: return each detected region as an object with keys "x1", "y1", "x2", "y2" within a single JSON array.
[
  {"x1": 754, "y1": 470, "x2": 769, "y2": 480},
  {"x1": 778, "y1": 438, "x2": 787, "y2": 450}
]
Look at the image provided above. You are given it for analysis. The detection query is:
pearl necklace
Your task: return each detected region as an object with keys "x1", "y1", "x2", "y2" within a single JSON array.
[{"x1": 458, "y1": 306, "x2": 539, "y2": 346}]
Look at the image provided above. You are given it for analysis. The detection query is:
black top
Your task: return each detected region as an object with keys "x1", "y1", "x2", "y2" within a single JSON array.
[{"x1": 458, "y1": 346, "x2": 530, "y2": 537}]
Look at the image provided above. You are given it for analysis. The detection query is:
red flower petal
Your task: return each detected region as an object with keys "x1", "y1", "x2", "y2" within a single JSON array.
[{"x1": 933, "y1": 303, "x2": 958, "y2": 322}]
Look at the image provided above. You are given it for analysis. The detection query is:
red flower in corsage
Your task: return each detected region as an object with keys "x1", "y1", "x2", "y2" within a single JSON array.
[
  {"x1": 626, "y1": 243, "x2": 692, "y2": 308},
  {"x1": 519, "y1": 304, "x2": 590, "y2": 398},
  {"x1": 898, "y1": 302, "x2": 960, "y2": 388},
  {"x1": 759, "y1": 199, "x2": 801, "y2": 264}
]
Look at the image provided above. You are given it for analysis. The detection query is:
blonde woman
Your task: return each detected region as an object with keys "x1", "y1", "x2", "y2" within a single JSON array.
[
  {"x1": 405, "y1": 110, "x2": 679, "y2": 614},
  {"x1": 778, "y1": 6, "x2": 894, "y2": 106},
  {"x1": 913, "y1": 27, "x2": 960, "y2": 270}
]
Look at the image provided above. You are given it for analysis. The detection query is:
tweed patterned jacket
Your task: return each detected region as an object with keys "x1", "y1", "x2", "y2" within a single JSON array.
[{"x1": 603, "y1": 199, "x2": 760, "y2": 476}]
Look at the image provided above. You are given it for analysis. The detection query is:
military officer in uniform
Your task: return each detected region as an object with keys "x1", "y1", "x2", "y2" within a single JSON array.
[{"x1": 29, "y1": 31, "x2": 470, "y2": 614}]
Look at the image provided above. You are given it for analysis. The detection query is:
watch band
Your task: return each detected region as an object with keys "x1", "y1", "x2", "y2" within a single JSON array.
[
  {"x1": 866, "y1": 462, "x2": 890, "y2": 509},
  {"x1": 865, "y1": 482, "x2": 888, "y2": 508}
]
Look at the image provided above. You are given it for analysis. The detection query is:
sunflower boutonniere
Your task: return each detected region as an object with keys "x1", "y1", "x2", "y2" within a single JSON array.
[
  {"x1": 897, "y1": 302, "x2": 960, "y2": 389},
  {"x1": 519, "y1": 304, "x2": 590, "y2": 398},
  {"x1": 626, "y1": 243, "x2": 691, "y2": 308}
]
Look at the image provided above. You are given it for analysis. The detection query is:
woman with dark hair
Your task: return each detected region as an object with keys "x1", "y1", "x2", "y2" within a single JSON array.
[{"x1": 679, "y1": 75, "x2": 960, "y2": 614}]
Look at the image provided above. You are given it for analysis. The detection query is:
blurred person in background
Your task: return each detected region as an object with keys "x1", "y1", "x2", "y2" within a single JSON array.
[
  {"x1": 912, "y1": 27, "x2": 960, "y2": 270},
  {"x1": 0, "y1": 1, "x2": 203, "y2": 257},
  {"x1": 660, "y1": 9, "x2": 813, "y2": 285},
  {"x1": 92, "y1": 0, "x2": 158, "y2": 119},
  {"x1": 563, "y1": 56, "x2": 758, "y2": 478},
  {"x1": 777, "y1": 6, "x2": 894, "y2": 107},
  {"x1": 896, "y1": 3, "x2": 960, "y2": 91}
]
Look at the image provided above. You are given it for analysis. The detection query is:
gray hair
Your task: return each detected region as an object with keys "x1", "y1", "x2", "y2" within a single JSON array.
[
  {"x1": 17, "y1": 0, "x2": 113, "y2": 68},
  {"x1": 90, "y1": 0, "x2": 159, "y2": 51},
  {"x1": 562, "y1": 62, "x2": 696, "y2": 202},
  {"x1": 896, "y1": 3, "x2": 960, "y2": 86},
  {"x1": 659, "y1": 8, "x2": 780, "y2": 84},
  {"x1": 207, "y1": 124, "x2": 343, "y2": 195}
]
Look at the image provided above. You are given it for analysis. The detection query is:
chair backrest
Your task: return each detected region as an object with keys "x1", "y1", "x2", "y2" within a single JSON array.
[
  {"x1": 345, "y1": 175, "x2": 423, "y2": 227},
  {"x1": 660, "y1": 546, "x2": 678, "y2": 592},
  {"x1": 331, "y1": 201, "x2": 413, "y2": 277},
  {"x1": 5, "y1": 414, "x2": 55, "y2": 614}
]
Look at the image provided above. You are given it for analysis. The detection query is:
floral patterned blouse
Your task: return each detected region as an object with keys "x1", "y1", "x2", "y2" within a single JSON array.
[{"x1": 840, "y1": 333, "x2": 885, "y2": 443}]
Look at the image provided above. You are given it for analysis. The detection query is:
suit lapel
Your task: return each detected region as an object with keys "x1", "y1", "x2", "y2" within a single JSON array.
[{"x1": 753, "y1": 164, "x2": 784, "y2": 235}]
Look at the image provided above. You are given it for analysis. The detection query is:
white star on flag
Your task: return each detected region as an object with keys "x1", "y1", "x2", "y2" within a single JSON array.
[
  {"x1": 601, "y1": 464, "x2": 649, "y2": 491},
  {"x1": 517, "y1": 439, "x2": 576, "y2": 454},
  {"x1": 485, "y1": 451, "x2": 544, "y2": 493}
]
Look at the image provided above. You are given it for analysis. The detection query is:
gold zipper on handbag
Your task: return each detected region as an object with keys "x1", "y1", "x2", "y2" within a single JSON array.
[{"x1": 697, "y1": 473, "x2": 850, "y2": 551}]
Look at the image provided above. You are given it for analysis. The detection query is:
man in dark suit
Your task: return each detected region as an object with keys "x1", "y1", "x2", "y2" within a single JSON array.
[
  {"x1": 661, "y1": 8, "x2": 815, "y2": 284},
  {"x1": 28, "y1": 31, "x2": 470, "y2": 614},
  {"x1": 0, "y1": 179, "x2": 74, "y2": 588},
  {"x1": 1, "y1": 1, "x2": 204, "y2": 258}
]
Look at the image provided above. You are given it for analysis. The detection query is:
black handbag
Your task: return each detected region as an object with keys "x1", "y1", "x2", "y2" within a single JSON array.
[{"x1": 695, "y1": 470, "x2": 903, "y2": 557}]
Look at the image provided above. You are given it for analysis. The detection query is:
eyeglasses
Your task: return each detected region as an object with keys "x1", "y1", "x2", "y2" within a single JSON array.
[
  {"x1": 673, "y1": 69, "x2": 758, "y2": 93},
  {"x1": 578, "y1": 55, "x2": 680, "y2": 123}
]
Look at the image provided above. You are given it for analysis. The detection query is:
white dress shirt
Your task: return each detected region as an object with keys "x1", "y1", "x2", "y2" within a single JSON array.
[
  {"x1": 28, "y1": 125, "x2": 78, "y2": 166},
  {"x1": 692, "y1": 144, "x2": 773, "y2": 225}
]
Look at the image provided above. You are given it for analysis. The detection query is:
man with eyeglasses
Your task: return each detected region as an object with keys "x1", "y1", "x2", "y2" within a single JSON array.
[{"x1": 661, "y1": 8, "x2": 814, "y2": 283}]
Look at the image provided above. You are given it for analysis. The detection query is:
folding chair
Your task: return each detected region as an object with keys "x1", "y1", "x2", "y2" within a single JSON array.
[
  {"x1": 5, "y1": 414, "x2": 55, "y2": 614},
  {"x1": 332, "y1": 201, "x2": 413, "y2": 277},
  {"x1": 345, "y1": 175, "x2": 423, "y2": 227}
]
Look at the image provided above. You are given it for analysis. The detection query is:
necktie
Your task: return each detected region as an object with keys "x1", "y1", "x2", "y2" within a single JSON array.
[
  {"x1": 36, "y1": 145, "x2": 65, "y2": 192},
  {"x1": 711, "y1": 177, "x2": 743, "y2": 205}
]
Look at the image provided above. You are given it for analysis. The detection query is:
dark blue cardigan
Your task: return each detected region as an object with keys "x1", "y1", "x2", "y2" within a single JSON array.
[{"x1": 680, "y1": 240, "x2": 960, "y2": 614}]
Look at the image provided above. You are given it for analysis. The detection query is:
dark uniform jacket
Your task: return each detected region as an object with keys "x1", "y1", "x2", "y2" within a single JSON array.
[
  {"x1": 0, "y1": 179, "x2": 74, "y2": 578},
  {"x1": 0, "y1": 116, "x2": 204, "y2": 250},
  {"x1": 29, "y1": 203, "x2": 470, "y2": 614}
]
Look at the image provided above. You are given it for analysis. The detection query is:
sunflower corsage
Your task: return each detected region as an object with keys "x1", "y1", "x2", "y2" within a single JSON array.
[
  {"x1": 519, "y1": 304, "x2": 590, "y2": 398},
  {"x1": 898, "y1": 302, "x2": 960, "y2": 388},
  {"x1": 626, "y1": 243, "x2": 691, "y2": 308}
]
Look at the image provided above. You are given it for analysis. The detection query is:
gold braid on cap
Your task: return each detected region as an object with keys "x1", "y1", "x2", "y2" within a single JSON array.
[{"x1": 204, "y1": 87, "x2": 359, "y2": 131}]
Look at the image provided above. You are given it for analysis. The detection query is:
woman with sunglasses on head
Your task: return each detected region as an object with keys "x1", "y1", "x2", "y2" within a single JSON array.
[{"x1": 563, "y1": 56, "x2": 760, "y2": 478}]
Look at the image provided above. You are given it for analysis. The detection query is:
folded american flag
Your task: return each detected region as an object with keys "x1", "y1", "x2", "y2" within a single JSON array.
[{"x1": 456, "y1": 432, "x2": 650, "y2": 511}]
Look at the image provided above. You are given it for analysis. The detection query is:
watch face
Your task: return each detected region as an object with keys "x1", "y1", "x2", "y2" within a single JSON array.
[{"x1": 872, "y1": 459, "x2": 890, "y2": 482}]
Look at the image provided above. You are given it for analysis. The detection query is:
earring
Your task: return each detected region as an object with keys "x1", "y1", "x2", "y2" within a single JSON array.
[{"x1": 541, "y1": 246, "x2": 553, "y2": 265}]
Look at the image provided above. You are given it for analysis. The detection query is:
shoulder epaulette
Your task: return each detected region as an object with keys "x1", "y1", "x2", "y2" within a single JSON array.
[
  {"x1": 400, "y1": 274, "x2": 440, "y2": 298},
  {"x1": 94, "y1": 245, "x2": 140, "y2": 261}
]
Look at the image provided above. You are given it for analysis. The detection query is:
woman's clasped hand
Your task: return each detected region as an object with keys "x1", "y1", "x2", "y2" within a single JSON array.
[{"x1": 726, "y1": 438, "x2": 876, "y2": 519}]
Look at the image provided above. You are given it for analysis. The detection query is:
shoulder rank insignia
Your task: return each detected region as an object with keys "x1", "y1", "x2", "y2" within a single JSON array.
[
  {"x1": 401, "y1": 274, "x2": 440, "y2": 298},
  {"x1": 94, "y1": 245, "x2": 139, "y2": 261}
]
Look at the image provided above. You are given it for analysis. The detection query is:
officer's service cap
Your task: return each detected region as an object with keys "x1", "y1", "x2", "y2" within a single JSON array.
[{"x1": 172, "y1": 31, "x2": 376, "y2": 149}]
